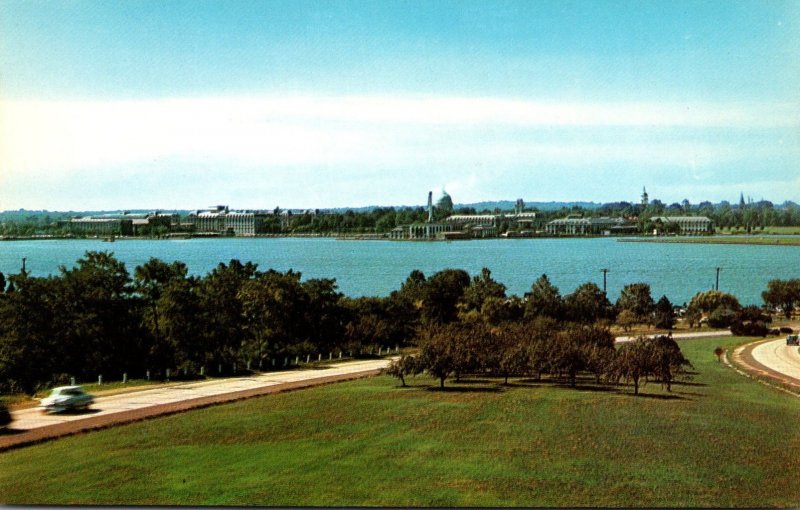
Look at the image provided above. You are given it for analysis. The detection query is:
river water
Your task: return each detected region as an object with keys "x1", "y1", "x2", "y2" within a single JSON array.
[{"x1": 1, "y1": 237, "x2": 798, "y2": 305}]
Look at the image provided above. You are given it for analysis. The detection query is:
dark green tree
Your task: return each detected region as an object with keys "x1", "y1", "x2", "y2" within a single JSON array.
[
  {"x1": 524, "y1": 274, "x2": 564, "y2": 321},
  {"x1": 616, "y1": 283, "x2": 655, "y2": 323},
  {"x1": 653, "y1": 295, "x2": 676, "y2": 330},
  {"x1": 564, "y1": 282, "x2": 615, "y2": 324}
]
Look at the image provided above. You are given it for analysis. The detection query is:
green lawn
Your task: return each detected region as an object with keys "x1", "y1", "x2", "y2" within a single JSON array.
[{"x1": 1, "y1": 336, "x2": 799, "y2": 507}]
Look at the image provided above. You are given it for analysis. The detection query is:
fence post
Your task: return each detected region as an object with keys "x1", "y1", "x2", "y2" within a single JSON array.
[
  {"x1": 306, "y1": 354, "x2": 310, "y2": 363},
  {"x1": 247, "y1": 361, "x2": 251, "y2": 371},
  {"x1": 123, "y1": 373, "x2": 127, "y2": 383},
  {"x1": 339, "y1": 352, "x2": 342, "y2": 359},
  {"x1": 146, "y1": 369, "x2": 150, "y2": 381},
  {"x1": 166, "y1": 368, "x2": 170, "y2": 380},
  {"x1": 329, "y1": 352, "x2": 332, "y2": 360},
  {"x1": 295, "y1": 356, "x2": 299, "y2": 365},
  {"x1": 200, "y1": 366, "x2": 205, "y2": 376},
  {"x1": 98, "y1": 374, "x2": 103, "y2": 385},
  {"x1": 70, "y1": 376, "x2": 76, "y2": 386},
  {"x1": 318, "y1": 353, "x2": 322, "y2": 361}
]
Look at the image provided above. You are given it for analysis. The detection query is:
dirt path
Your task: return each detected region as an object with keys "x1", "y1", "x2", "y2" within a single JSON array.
[{"x1": 0, "y1": 358, "x2": 392, "y2": 452}]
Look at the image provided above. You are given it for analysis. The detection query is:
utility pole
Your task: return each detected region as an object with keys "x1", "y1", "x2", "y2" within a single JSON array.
[
  {"x1": 601, "y1": 268, "x2": 609, "y2": 294},
  {"x1": 715, "y1": 267, "x2": 721, "y2": 291}
]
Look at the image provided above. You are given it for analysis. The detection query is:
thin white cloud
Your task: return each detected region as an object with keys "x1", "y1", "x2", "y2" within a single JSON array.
[{"x1": 1, "y1": 95, "x2": 797, "y2": 187}]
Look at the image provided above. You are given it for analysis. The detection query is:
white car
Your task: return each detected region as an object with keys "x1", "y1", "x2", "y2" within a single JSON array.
[{"x1": 39, "y1": 385, "x2": 94, "y2": 413}]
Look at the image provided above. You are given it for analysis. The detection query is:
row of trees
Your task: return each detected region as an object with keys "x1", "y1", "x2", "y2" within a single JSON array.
[
  {"x1": 388, "y1": 321, "x2": 692, "y2": 395},
  {"x1": 0, "y1": 251, "x2": 795, "y2": 394}
]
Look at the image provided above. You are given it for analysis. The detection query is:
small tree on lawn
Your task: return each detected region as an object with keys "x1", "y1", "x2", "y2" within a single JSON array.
[
  {"x1": 649, "y1": 335, "x2": 692, "y2": 392},
  {"x1": 385, "y1": 354, "x2": 422, "y2": 387},
  {"x1": 419, "y1": 325, "x2": 458, "y2": 388},
  {"x1": 713, "y1": 346, "x2": 724, "y2": 362},
  {"x1": 616, "y1": 309, "x2": 637, "y2": 332},
  {"x1": 611, "y1": 338, "x2": 653, "y2": 396}
]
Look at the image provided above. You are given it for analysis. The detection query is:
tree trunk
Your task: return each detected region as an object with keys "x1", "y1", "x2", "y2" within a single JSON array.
[
  {"x1": 633, "y1": 375, "x2": 640, "y2": 395},
  {"x1": 440, "y1": 377, "x2": 445, "y2": 389}
]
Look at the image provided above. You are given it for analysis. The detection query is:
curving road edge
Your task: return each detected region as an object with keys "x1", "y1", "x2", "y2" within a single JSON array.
[{"x1": 730, "y1": 338, "x2": 800, "y2": 395}]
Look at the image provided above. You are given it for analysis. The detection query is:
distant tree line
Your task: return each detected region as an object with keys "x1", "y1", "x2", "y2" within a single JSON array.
[{"x1": 0, "y1": 252, "x2": 797, "y2": 394}]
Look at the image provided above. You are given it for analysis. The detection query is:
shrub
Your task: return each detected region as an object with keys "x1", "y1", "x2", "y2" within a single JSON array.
[{"x1": 707, "y1": 306, "x2": 736, "y2": 328}]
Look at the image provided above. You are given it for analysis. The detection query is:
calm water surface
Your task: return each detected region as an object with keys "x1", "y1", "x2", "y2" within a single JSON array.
[{"x1": 1, "y1": 237, "x2": 798, "y2": 305}]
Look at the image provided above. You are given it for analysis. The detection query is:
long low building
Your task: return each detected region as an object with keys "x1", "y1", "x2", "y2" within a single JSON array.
[
  {"x1": 188, "y1": 205, "x2": 275, "y2": 236},
  {"x1": 545, "y1": 216, "x2": 628, "y2": 235},
  {"x1": 651, "y1": 216, "x2": 714, "y2": 235}
]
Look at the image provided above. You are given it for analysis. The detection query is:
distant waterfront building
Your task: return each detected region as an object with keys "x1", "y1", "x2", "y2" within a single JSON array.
[
  {"x1": 66, "y1": 217, "x2": 132, "y2": 236},
  {"x1": 188, "y1": 205, "x2": 272, "y2": 236},
  {"x1": 651, "y1": 216, "x2": 714, "y2": 235},
  {"x1": 545, "y1": 216, "x2": 630, "y2": 236},
  {"x1": 62, "y1": 211, "x2": 177, "y2": 236},
  {"x1": 389, "y1": 192, "x2": 540, "y2": 240}
]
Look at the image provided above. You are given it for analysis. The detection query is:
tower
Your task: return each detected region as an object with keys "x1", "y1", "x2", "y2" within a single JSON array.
[{"x1": 427, "y1": 191, "x2": 433, "y2": 223}]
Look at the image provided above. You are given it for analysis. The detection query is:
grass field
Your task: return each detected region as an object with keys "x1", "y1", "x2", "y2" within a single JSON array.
[{"x1": 1, "y1": 336, "x2": 799, "y2": 507}]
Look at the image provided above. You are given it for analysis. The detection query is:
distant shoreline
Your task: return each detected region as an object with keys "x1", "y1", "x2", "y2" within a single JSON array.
[{"x1": 620, "y1": 236, "x2": 800, "y2": 247}]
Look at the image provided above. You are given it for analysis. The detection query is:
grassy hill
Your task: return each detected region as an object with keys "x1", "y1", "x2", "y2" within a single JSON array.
[{"x1": 1, "y1": 335, "x2": 798, "y2": 506}]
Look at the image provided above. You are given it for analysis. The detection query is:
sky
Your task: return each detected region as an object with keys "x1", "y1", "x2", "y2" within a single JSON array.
[{"x1": 1, "y1": 0, "x2": 798, "y2": 211}]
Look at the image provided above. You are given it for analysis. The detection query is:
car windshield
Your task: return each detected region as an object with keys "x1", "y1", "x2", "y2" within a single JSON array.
[{"x1": 51, "y1": 387, "x2": 84, "y2": 397}]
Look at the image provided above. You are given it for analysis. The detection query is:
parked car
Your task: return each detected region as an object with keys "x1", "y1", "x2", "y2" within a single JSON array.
[
  {"x1": 39, "y1": 385, "x2": 94, "y2": 413},
  {"x1": 787, "y1": 335, "x2": 799, "y2": 346},
  {"x1": 0, "y1": 403, "x2": 11, "y2": 430}
]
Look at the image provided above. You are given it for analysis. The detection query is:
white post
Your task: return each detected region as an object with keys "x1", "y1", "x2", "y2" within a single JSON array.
[
  {"x1": 233, "y1": 363, "x2": 237, "y2": 373},
  {"x1": 295, "y1": 356, "x2": 299, "y2": 365},
  {"x1": 329, "y1": 352, "x2": 332, "y2": 360},
  {"x1": 339, "y1": 352, "x2": 342, "y2": 359},
  {"x1": 218, "y1": 364, "x2": 222, "y2": 374},
  {"x1": 123, "y1": 373, "x2": 127, "y2": 383},
  {"x1": 70, "y1": 376, "x2": 76, "y2": 386},
  {"x1": 200, "y1": 366, "x2": 205, "y2": 376},
  {"x1": 396, "y1": 345, "x2": 399, "y2": 353},
  {"x1": 166, "y1": 368, "x2": 170, "y2": 380},
  {"x1": 247, "y1": 361, "x2": 251, "y2": 371},
  {"x1": 272, "y1": 359, "x2": 276, "y2": 367},
  {"x1": 318, "y1": 353, "x2": 322, "y2": 361},
  {"x1": 98, "y1": 374, "x2": 103, "y2": 385},
  {"x1": 306, "y1": 354, "x2": 310, "y2": 363},
  {"x1": 146, "y1": 369, "x2": 150, "y2": 381}
]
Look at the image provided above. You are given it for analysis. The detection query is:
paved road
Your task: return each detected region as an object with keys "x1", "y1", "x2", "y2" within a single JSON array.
[
  {"x1": 614, "y1": 330, "x2": 731, "y2": 343},
  {"x1": 1, "y1": 358, "x2": 393, "y2": 450},
  {"x1": 748, "y1": 338, "x2": 800, "y2": 381}
]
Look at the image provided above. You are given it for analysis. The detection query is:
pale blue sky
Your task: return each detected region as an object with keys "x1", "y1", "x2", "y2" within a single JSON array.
[{"x1": 1, "y1": 0, "x2": 798, "y2": 210}]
